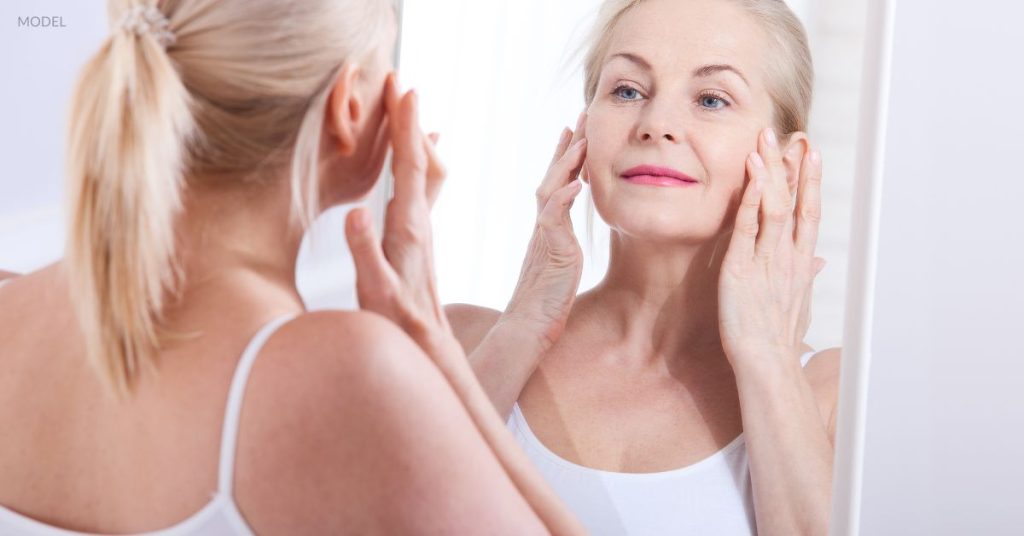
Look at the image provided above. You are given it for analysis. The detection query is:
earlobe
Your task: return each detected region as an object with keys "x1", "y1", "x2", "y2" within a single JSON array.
[
  {"x1": 327, "y1": 63, "x2": 361, "y2": 157},
  {"x1": 782, "y1": 132, "x2": 809, "y2": 195}
]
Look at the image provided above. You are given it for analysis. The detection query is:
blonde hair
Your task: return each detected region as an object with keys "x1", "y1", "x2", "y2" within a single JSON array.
[
  {"x1": 582, "y1": 0, "x2": 814, "y2": 135},
  {"x1": 66, "y1": 0, "x2": 391, "y2": 396}
]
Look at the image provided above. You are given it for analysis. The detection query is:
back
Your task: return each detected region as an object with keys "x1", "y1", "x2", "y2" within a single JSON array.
[{"x1": 0, "y1": 266, "x2": 546, "y2": 534}]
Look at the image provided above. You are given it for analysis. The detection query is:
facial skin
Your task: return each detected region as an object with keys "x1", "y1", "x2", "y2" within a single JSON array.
[
  {"x1": 319, "y1": 6, "x2": 399, "y2": 207},
  {"x1": 584, "y1": 0, "x2": 807, "y2": 245}
]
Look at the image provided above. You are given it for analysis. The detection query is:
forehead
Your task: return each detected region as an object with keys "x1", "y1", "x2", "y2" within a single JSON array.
[{"x1": 604, "y1": 0, "x2": 767, "y2": 82}]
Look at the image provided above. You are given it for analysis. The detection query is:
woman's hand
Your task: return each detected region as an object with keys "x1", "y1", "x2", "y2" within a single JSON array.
[
  {"x1": 718, "y1": 127, "x2": 826, "y2": 371},
  {"x1": 344, "y1": 74, "x2": 454, "y2": 361},
  {"x1": 501, "y1": 113, "x2": 588, "y2": 350},
  {"x1": 344, "y1": 77, "x2": 586, "y2": 535}
]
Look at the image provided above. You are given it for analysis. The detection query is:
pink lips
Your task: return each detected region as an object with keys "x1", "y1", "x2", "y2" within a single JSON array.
[{"x1": 620, "y1": 165, "x2": 700, "y2": 187}]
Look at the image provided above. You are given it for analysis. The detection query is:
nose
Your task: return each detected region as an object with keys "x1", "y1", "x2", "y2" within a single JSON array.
[{"x1": 636, "y1": 98, "x2": 683, "y2": 143}]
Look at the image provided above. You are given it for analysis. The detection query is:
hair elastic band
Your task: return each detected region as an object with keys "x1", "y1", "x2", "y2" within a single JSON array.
[{"x1": 119, "y1": 5, "x2": 176, "y2": 48}]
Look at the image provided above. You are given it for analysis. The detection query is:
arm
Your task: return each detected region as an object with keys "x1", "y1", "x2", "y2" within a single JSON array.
[
  {"x1": 734, "y1": 347, "x2": 840, "y2": 536},
  {"x1": 718, "y1": 128, "x2": 833, "y2": 535},
  {"x1": 446, "y1": 304, "x2": 550, "y2": 420},
  {"x1": 0, "y1": 270, "x2": 19, "y2": 282},
  {"x1": 445, "y1": 115, "x2": 590, "y2": 419},
  {"x1": 340, "y1": 78, "x2": 585, "y2": 535}
]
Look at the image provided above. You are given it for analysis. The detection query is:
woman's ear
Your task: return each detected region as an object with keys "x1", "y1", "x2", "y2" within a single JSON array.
[
  {"x1": 782, "y1": 131, "x2": 809, "y2": 196},
  {"x1": 326, "y1": 62, "x2": 363, "y2": 157}
]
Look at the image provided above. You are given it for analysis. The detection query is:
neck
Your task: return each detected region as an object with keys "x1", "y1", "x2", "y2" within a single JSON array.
[
  {"x1": 590, "y1": 231, "x2": 733, "y2": 366},
  {"x1": 173, "y1": 177, "x2": 307, "y2": 312}
]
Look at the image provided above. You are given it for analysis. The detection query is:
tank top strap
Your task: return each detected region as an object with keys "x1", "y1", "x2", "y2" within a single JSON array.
[
  {"x1": 800, "y1": 349, "x2": 818, "y2": 367},
  {"x1": 217, "y1": 314, "x2": 297, "y2": 494}
]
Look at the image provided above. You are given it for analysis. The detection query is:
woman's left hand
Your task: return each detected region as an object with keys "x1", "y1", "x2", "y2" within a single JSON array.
[{"x1": 718, "y1": 127, "x2": 826, "y2": 371}]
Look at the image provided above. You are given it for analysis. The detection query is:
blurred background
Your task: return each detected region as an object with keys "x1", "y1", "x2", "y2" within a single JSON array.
[{"x1": 0, "y1": 0, "x2": 864, "y2": 348}]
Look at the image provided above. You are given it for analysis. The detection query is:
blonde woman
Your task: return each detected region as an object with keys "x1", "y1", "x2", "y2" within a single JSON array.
[
  {"x1": 448, "y1": 0, "x2": 841, "y2": 534},
  {"x1": 0, "y1": 0, "x2": 587, "y2": 534}
]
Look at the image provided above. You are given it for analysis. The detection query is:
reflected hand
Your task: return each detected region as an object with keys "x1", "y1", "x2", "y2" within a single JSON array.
[
  {"x1": 502, "y1": 113, "x2": 588, "y2": 350},
  {"x1": 344, "y1": 74, "x2": 454, "y2": 359},
  {"x1": 718, "y1": 127, "x2": 826, "y2": 370}
]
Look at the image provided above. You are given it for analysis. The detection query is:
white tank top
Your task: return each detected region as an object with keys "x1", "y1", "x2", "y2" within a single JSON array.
[
  {"x1": 0, "y1": 314, "x2": 296, "y2": 536},
  {"x1": 508, "y1": 350, "x2": 818, "y2": 536}
]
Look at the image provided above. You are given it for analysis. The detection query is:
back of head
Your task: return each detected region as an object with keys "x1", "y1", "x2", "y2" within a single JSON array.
[{"x1": 65, "y1": 0, "x2": 391, "y2": 397}]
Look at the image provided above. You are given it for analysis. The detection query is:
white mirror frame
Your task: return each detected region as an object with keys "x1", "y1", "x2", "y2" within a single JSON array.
[{"x1": 829, "y1": 1, "x2": 895, "y2": 534}]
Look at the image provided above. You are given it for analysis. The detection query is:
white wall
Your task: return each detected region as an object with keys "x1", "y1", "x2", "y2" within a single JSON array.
[{"x1": 858, "y1": 1, "x2": 1024, "y2": 533}]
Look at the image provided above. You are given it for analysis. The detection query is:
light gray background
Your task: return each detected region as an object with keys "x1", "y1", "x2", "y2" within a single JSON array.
[{"x1": 858, "y1": 1, "x2": 1024, "y2": 534}]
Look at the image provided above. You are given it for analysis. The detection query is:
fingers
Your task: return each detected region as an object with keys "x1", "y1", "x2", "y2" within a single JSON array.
[
  {"x1": 753, "y1": 128, "x2": 793, "y2": 261},
  {"x1": 814, "y1": 257, "x2": 827, "y2": 276},
  {"x1": 537, "y1": 111, "x2": 587, "y2": 210},
  {"x1": 538, "y1": 179, "x2": 584, "y2": 251},
  {"x1": 388, "y1": 83, "x2": 429, "y2": 214},
  {"x1": 423, "y1": 132, "x2": 446, "y2": 208},
  {"x1": 727, "y1": 168, "x2": 764, "y2": 261},
  {"x1": 794, "y1": 148, "x2": 823, "y2": 256},
  {"x1": 548, "y1": 128, "x2": 573, "y2": 167},
  {"x1": 344, "y1": 207, "x2": 396, "y2": 309}
]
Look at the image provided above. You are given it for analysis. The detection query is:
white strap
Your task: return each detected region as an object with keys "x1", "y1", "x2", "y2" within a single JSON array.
[{"x1": 217, "y1": 314, "x2": 297, "y2": 493}]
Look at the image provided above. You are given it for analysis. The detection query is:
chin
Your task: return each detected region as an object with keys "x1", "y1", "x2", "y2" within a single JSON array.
[{"x1": 597, "y1": 197, "x2": 729, "y2": 245}]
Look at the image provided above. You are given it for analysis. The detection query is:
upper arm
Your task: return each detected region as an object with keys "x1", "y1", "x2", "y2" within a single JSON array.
[
  {"x1": 444, "y1": 303, "x2": 502, "y2": 354},
  {"x1": 236, "y1": 310, "x2": 545, "y2": 535},
  {"x1": 803, "y1": 347, "x2": 842, "y2": 444}
]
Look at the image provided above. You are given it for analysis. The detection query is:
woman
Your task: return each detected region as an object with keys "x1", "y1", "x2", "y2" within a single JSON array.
[
  {"x1": 0, "y1": 0, "x2": 584, "y2": 533},
  {"x1": 447, "y1": 0, "x2": 840, "y2": 534}
]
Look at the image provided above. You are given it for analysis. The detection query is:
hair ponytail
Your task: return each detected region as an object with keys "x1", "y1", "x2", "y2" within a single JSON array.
[{"x1": 65, "y1": 2, "x2": 194, "y2": 397}]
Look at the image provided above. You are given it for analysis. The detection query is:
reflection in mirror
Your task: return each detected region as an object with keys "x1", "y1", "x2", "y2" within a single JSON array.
[{"x1": 401, "y1": 0, "x2": 869, "y2": 534}]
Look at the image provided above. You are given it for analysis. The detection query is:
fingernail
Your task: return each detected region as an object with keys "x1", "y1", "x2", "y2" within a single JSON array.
[
  {"x1": 750, "y1": 151, "x2": 765, "y2": 168},
  {"x1": 765, "y1": 128, "x2": 778, "y2": 148},
  {"x1": 560, "y1": 127, "x2": 572, "y2": 143},
  {"x1": 351, "y1": 209, "x2": 369, "y2": 231},
  {"x1": 810, "y1": 149, "x2": 821, "y2": 165},
  {"x1": 574, "y1": 138, "x2": 587, "y2": 149}
]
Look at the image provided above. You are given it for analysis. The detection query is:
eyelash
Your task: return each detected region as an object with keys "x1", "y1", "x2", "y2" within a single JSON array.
[{"x1": 610, "y1": 84, "x2": 732, "y2": 111}]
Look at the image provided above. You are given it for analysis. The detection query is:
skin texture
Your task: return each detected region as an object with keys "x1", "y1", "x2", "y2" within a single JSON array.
[
  {"x1": 448, "y1": 0, "x2": 840, "y2": 534},
  {"x1": 0, "y1": 8, "x2": 563, "y2": 535}
]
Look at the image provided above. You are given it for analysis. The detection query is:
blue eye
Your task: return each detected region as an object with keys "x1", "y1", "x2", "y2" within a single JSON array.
[
  {"x1": 613, "y1": 85, "x2": 643, "y2": 101},
  {"x1": 698, "y1": 92, "x2": 729, "y2": 110}
]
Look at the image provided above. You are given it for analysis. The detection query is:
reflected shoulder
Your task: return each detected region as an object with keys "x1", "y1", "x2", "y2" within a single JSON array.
[
  {"x1": 804, "y1": 347, "x2": 842, "y2": 442},
  {"x1": 444, "y1": 303, "x2": 502, "y2": 353}
]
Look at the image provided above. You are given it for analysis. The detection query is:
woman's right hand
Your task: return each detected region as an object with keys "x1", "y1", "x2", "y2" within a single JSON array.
[
  {"x1": 501, "y1": 114, "x2": 588, "y2": 350},
  {"x1": 344, "y1": 74, "x2": 454, "y2": 362}
]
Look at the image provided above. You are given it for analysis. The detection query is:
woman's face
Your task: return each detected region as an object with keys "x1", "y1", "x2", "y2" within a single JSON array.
[{"x1": 585, "y1": 0, "x2": 778, "y2": 244}]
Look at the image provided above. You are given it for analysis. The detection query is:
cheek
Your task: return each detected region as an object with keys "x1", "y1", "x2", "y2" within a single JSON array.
[
  {"x1": 695, "y1": 136, "x2": 754, "y2": 191},
  {"x1": 582, "y1": 108, "x2": 631, "y2": 177}
]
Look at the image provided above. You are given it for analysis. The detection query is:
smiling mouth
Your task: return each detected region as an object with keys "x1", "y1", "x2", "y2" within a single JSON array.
[{"x1": 620, "y1": 165, "x2": 700, "y2": 187}]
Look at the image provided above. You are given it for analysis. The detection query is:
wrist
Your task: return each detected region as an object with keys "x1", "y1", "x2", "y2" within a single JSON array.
[
  {"x1": 493, "y1": 312, "x2": 561, "y2": 353},
  {"x1": 729, "y1": 348, "x2": 805, "y2": 391}
]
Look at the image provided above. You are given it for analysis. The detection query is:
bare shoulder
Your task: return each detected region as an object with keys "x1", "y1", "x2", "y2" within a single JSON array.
[
  {"x1": 235, "y1": 309, "x2": 542, "y2": 534},
  {"x1": 444, "y1": 303, "x2": 502, "y2": 354},
  {"x1": 803, "y1": 347, "x2": 842, "y2": 441}
]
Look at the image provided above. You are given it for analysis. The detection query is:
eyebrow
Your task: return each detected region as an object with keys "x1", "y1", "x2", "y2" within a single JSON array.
[
  {"x1": 692, "y1": 64, "x2": 750, "y2": 87},
  {"x1": 607, "y1": 52, "x2": 750, "y2": 87}
]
